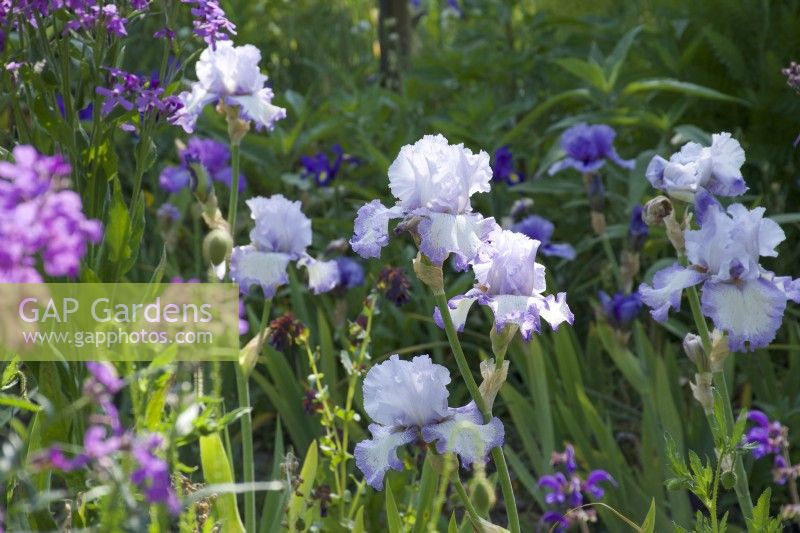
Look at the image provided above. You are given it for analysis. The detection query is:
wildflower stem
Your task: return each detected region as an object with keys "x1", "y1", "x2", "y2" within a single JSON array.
[
  {"x1": 452, "y1": 473, "x2": 482, "y2": 525},
  {"x1": 600, "y1": 233, "x2": 624, "y2": 289},
  {"x1": 432, "y1": 291, "x2": 520, "y2": 533},
  {"x1": 686, "y1": 286, "x2": 754, "y2": 520}
]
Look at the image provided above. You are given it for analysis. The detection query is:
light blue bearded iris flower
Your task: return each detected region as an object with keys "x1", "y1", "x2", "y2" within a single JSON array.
[{"x1": 354, "y1": 354, "x2": 503, "y2": 490}]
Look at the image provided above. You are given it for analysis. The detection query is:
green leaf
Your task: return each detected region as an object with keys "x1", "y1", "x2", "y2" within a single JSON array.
[
  {"x1": 640, "y1": 499, "x2": 657, "y2": 533},
  {"x1": 448, "y1": 513, "x2": 458, "y2": 533},
  {"x1": 97, "y1": 179, "x2": 145, "y2": 281},
  {"x1": 413, "y1": 455, "x2": 437, "y2": 533},
  {"x1": 0, "y1": 393, "x2": 41, "y2": 412},
  {"x1": 605, "y1": 25, "x2": 643, "y2": 90},
  {"x1": 288, "y1": 440, "x2": 319, "y2": 532},
  {"x1": 200, "y1": 432, "x2": 246, "y2": 533},
  {"x1": 621, "y1": 78, "x2": 751, "y2": 106},
  {"x1": 747, "y1": 488, "x2": 782, "y2": 533},
  {"x1": 554, "y1": 58, "x2": 608, "y2": 92},
  {"x1": 386, "y1": 483, "x2": 402, "y2": 533},
  {"x1": 352, "y1": 507, "x2": 366, "y2": 533}
]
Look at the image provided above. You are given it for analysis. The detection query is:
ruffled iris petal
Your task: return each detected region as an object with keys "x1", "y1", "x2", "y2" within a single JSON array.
[
  {"x1": 350, "y1": 200, "x2": 403, "y2": 259},
  {"x1": 706, "y1": 132, "x2": 747, "y2": 196},
  {"x1": 639, "y1": 264, "x2": 706, "y2": 321},
  {"x1": 421, "y1": 402, "x2": 504, "y2": 468},
  {"x1": 433, "y1": 294, "x2": 478, "y2": 332},
  {"x1": 701, "y1": 277, "x2": 787, "y2": 352},
  {"x1": 362, "y1": 354, "x2": 450, "y2": 428},
  {"x1": 299, "y1": 256, "x2": 340, "y2": 295},
  {"x1": 353, "y1": 424, "x2": 417, "y2": 490},
  {"x1": 228, "y1": 90, "x2": 287, "y2": 132},
  {"x1": 229, "y1": 246, "x2": 291, "y2": 298},
  {"x1": 416, "y1": 211, "x2": 498, "y2": 266}
]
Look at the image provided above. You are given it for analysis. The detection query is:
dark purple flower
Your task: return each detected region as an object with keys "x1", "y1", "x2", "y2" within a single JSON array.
[
  {"x1": 511, "y1": 215, "x2": 575, "y2": 260},
  {"x1": 300, "y1": 145, "x2": 357, "y2": 187},
  {"x1": 538, "y1": 444, "x2": 616, "y2": 531},
  {"x1": 628, "y1": 204, "x2": 649, "y2": 251},
  {"x1": 55, "y1": 95, "x2": 94, "y2": 121},
  {"x1": 598, "y1": 291, "x2": 642, "y2": 329},
  {"x1": 182, "y1": 0, "x2": 236, "y2": 48},
  {"x1": 744, "y1": 410, "x2": 786, "y2": 459},
  {"x1": 491, "y1": 146, "x2": 525, "y2": 186},
  {"x1": 335, "y1": 257, "x2": 364, "y2": 289},
  {"x1": 181, "y1": 137, "x2": 245, "y2": 191},
  {"x1": 549, "y1": 124, "x2": 634, "y2": 175},
  {"x1": 97, "y1": 68, "x2": 179, "y2": 123}
]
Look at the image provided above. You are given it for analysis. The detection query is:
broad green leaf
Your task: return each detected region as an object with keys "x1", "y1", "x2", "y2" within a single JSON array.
[
  {"x1": 554, "y1": 58, "x2": 608, "y2": 92},
  {"x1": 621, "y1": 78, "x2": 750, "y2": 106},
  {"x1": 200, "y1": 432, "x2": 245, "y2": 533},
  {"x1": 0, "y1": 393, "x2": 41, "y2": 412},
  {"x1": 605, "y1": 26, "x2": 643, "y2": 90}
]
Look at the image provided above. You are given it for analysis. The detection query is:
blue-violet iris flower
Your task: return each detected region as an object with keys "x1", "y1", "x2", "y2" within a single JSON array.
[
  {"x1": 511, "y1": 215, "x2": 576, "y2": 260},
  {"x1": 549, "y1": 124, "x2": 634, "y2": 175}
]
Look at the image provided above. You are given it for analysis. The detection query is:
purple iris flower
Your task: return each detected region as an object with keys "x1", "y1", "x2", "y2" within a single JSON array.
[
  {"x1": 538, "y1": 444, "x2": 616, "y2": 532},
  {"x1": 549, "y1": 124, "x2": 635, "y2": 175},
  {"x1": 491, "y1": 146, "x2": 525, "y2": 186},
  {"x1": 628, "y1": 204, "x2": 649, "y2": 251},
  {"x1": 159, "y1": 136, "x2": 245, "y2": 193},
  {"x1": 511, "y1": 215, "x2": 575, "y2": 260},
  {"x1": 300, "y1": 144, "x2": 358, "y2": 186},
  {"x1": 334, "y1": 257, "x2": 365, "y2": 288},
  {"x1": 598, "y1": 291, "x2": 642, "y2": 329}
]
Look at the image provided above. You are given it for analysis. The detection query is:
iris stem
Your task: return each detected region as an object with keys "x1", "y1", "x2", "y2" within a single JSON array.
[
  {"x1": 230, "y1": 139, "x2": 256, "y2": 532},
  {"x1": 432, "y1": 291, "x2": 520, "y2": 533},
  {"x1": 686, "y1": 286, "x2": 753, "y2": 521},
  {"x1": 452, "y1": 473, "x2": 482, "y2": 525}
]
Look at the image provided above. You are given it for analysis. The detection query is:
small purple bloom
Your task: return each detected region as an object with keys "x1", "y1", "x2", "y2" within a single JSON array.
[
  {"x1": 181, "y1": 0, "x2": 236, "y2": 48},
  {"x1": 156, "y1": 203, "x2": 181, "y2": 222},
  {"x1": 159, "y1": 166, "x2": 191, "y2": 193},
  {"x1": 628, "y1": 204, "x2": 649, "y2": 251},
  {"x1": 743, "y1": 410, "x2": 796, "y2": 484},
  {"x1": 549, "y1": 124, "x2": 634, "y2": 175},
  {"x1": 300, "y1": 144, "x2": 358, "y2": 186},
  {"x1": 598, "y1": 291, "x2": 642, "y2": 329},
  {"x1": 131, "y1": 434, "x2": 181, "y2": 514},
  {"x1": 491, "y1": 146, "x2": 525, "y2": 186},
  {"x1": 538, "y1": 444, "x2": 616, "y2": 532},
  {"x1": 335, "y1": 257, "x2": 365, "y2": 288},
  {"x1": 511, "y1": 215, "x2": 576, "y2": 260}
]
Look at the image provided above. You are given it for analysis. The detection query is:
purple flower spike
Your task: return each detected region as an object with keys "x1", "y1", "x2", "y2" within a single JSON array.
[
  {"x1": 182, "y1": 0, "x2": 236, "y2": 48},
  {"x1": 354, "y1": 355, "x2": 504, "y2": 490},
  {"x1": 0, "y1": 146, "x2": 102, "y2": 282},
  {"x1": 549, "y1": 124, "x2": 634, "y2": 175}
]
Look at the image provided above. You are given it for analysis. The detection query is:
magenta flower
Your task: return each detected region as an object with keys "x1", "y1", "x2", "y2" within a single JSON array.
[{"x1": 0, "y1": 145, "x2": 102, "y2": 282}]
